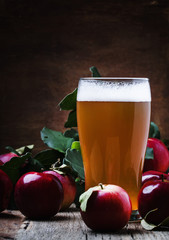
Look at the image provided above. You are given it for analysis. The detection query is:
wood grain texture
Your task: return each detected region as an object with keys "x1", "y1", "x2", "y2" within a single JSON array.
[
  {"x1": 0, "y1": 210, "x2": 24, "y2": 239},
  {"x1": 15, "y1": 209, "x2": 169, "y2": 240},
  {"x1": 0, "y1": 0, "x2": 168, "y2": 154}
]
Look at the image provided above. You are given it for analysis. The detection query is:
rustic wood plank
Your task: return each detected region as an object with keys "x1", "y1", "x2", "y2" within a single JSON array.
[
  {"x1": 0, "y1": 210, "x2": 24, "y2": 240},
  {"x1": 15, "y1": 208, "x2": 169, "y2": 240}
]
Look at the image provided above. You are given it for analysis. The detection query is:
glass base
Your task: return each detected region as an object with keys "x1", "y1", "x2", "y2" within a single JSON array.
[{"x1": 129, "y1": 210, "x2": 142, "y2": 222}]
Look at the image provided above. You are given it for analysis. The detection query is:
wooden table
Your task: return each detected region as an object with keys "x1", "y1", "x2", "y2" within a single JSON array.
[{"x1": 1, "y1": 208, "x2": 169, "y2": 240}]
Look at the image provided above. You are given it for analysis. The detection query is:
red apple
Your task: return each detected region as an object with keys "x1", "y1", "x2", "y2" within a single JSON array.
[
  {"x1": 14, "y1": 172, "x2": 64, "y2": 219},
  {"x1": 0, "y1": 152, "x2": 18, "y2": 165},
  {"x1": 0, "y1": 169, "x2": 13, "y2": 212},
  {"x1": 44, "y1": 170, "x2": 76, "y2": 211},
  {"x1": 143, "y1": 138, "x2": 169, "y2": 173},
  {"x1": 138, "y1": 179, "x2": 169, "y2": 225},
  {"x1": 142, "y1": 170, "x2": 169, "y2": 186},
  {"x1": 80, "y1": 184, "x2": 132, "y2": 231}
]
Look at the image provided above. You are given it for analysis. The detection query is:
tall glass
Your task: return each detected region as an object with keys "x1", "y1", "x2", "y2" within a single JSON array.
[{"x1": 77, "y1": 78, "x2": 151, "y2": 213}]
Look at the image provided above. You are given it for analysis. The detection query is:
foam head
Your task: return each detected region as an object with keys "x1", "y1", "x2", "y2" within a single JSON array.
[{"x1": 77, "y1": 78, "x2": 151, "y2": 102}]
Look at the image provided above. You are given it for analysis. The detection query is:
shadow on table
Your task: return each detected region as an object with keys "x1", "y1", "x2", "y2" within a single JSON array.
[
  {"x1": 60, "y1": 206, "x2": 80, "y2": 212},
  {"x1": 51, "y1": 208, "x2": 80, "y2": 222},
  {"x1": 0, "y1": 210, "x2": 22, "y2": 220},
  {"x1": 86, "y1": 222, "x2": 143, "y2": 235}
]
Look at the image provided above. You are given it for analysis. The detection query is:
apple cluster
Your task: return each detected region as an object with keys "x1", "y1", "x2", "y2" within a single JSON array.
[
  {"x1": 0, "y1": 153, "x2": 77, "y2": 219},
  {"x1": 0, "y1": 135, "x2": 169, "y2": 231},
  {"x1": 138, "y1": 138, "x2": 169, "y2": 226}
]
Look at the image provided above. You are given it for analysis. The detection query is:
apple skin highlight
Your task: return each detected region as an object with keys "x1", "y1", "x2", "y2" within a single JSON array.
[
  {"x1": 0, "y1": 152, "x2": 18, "y2": 165},
  {"x1": 14, "y1": 172, "x2": 64, "y2": 219},
  {"x1": 138, "y1": 179, "x2": 169, "y2": 225},
  {"x1": 142, "y1": 170, "x2": 169, "y2": 186},
  {"x1": 143, "y1": 138, "x2": 169, "y2": 173}
]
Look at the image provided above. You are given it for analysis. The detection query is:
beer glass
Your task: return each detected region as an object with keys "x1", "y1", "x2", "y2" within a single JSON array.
[{"x1": 77, "y1": 78, "x2": 151, "y2": 215}]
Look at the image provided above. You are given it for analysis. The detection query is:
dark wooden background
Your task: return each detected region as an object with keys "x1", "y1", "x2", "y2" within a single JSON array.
[{"x1": 0, "y1": 0, "x2": 169, "y2": 154}]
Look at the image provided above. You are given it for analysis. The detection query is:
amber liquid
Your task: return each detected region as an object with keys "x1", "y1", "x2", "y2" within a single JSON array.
[{"x1": 77, "y1": 101, "x2": 151, "y2": 210}]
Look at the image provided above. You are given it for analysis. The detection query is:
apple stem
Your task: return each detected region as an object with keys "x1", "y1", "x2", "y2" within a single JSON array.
[
  {"x1": 98, "y1": 183, "x2": 104, "y2": 189},
  {"x1": 161, "y1": 174, "x2": 164, "y2": 182}
]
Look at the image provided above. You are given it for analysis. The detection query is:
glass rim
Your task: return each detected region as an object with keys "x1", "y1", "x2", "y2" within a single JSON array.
[{"x1": 80, "y1": 77, "x2": 149, "y2": 81}]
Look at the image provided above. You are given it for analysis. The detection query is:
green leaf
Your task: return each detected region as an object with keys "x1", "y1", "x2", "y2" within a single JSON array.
[
  {"x1": 15, "y1": 144, "x2": 34, "y2": 155},
  {"x1": 141, "y1": 208, "x2": 158, "y2": 230},
  {"x1": 141, "y1": 218, "x2": 157, "y2": 231},
  {"x1": 63, "y1": 148, "x2": 84, "y2": 180},
  {"x1": 79, "y1": 185, "x2": 102, "y2": 212},
  {"x1": 34, "y1": 149, "x2": 64, "y2": 169},
  {"x1": 160, "y1": 216, "x2": 169, "y2": 228},
  {"x1": 141, "y1": 208, "x2": 169, "y2": 230},
  {"x1": 79, "y1": 187, "x2": 94, "y2": 212},
  {"x1": 52, "y1": 163, "x2": 78, "y2": 179},
  {"x1": 41, "y1": 127, "x2": 74, "y2": 153},
  {"x1": 63, "y1": 128, "x2": 79, "y2": 141},
  {"x1": 71, "y1": 141, "x2": 81, "y2": 152},
  {"x1": 27, "y1": 158, "x2": 44, "y2": 172},
  {"x1": 0, "y1": 152, "x2": 31, "y2": 184},
  {"x1": 149, "y1": 122, "x2": 161, "y2": 139},
  {"x1": 145, "y1": 147, "x2": 154, "y2": 159},
  {"x1": 5, "y1": 146, "x2": 19, "y2": 155},
  {"x1": 74, "y1": 181, "x2": 85, "y2": 208},
  {"x1": 162, "y1": 139, "x2": 169, "y2": 150},
  {"x1": 59, "y1": 88, "x2": 77, "y2": 111},
  {"x1": 89, "y1": 66, "x2": 101, "y2": 77},
  {"x1": 5, "y1": 144, "x2": 34, "y2": 156},
  {"x1": 64, "y1": 110, "x2": 77, "y2": 128}
]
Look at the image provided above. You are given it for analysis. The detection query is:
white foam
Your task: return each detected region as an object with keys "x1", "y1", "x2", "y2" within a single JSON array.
[{"x1": 77, "y1": 78, "x2": 151, "y2": 102}]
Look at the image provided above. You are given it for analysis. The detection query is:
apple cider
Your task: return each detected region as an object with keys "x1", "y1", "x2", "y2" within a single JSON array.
[{"x1": 77, "y1": 78, "x2": 151, "y2": 210}]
